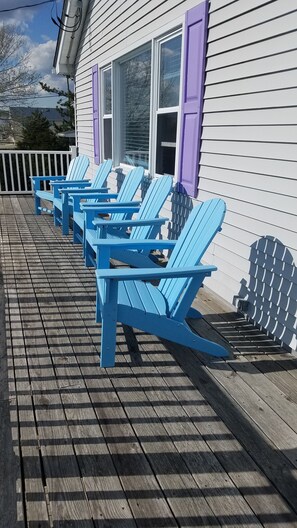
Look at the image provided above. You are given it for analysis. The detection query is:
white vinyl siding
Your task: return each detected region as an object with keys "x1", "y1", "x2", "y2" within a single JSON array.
[{"x1": 74, "y1": 0, "x2": 297, "y2": 352}]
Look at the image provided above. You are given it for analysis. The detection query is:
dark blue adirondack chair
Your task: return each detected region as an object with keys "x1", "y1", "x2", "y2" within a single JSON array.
[
  {"x1": 32, "y1": 155, "x2": 89, "y2": 215},
  {"x1": 87, "y1": 174, "x2": 173, "y2": 268},
  {"x1": 95, "y1": 198, "x2": 228, "y2": 367},
  {"x1": 51, "y1": 159, "x2": 112, "y2": 235},
  {"x1": 71, "y1": 166, "x2": 144, "y2": 246}
]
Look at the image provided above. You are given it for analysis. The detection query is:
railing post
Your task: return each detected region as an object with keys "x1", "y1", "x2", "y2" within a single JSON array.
[{"x1": 70, "y1": 146, "x2": 78, "y2": 159}]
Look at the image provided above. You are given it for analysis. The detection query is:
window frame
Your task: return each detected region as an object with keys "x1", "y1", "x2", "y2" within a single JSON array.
[
  {"x1": 113, "y1": 43, "x2": 152, "y2": 169},
  {"x1": 151, "y1": 28, "x2": 183, "y2": 178},
  {"x1": 100, "y1": 64, "x2": 112, "y2": 161},
  {"x1": 99, "y1": 26, "x2": 183, "y2": 177}
]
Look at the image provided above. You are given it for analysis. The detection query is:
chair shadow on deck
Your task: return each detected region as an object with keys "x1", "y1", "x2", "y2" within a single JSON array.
[{"x1": 235, "y1": 236, "x2": 297, "y2": 354}]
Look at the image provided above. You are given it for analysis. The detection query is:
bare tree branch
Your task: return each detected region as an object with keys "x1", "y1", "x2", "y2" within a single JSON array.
[{"x1": 0, "y1": 24, "x2": 40, "y2": 105}]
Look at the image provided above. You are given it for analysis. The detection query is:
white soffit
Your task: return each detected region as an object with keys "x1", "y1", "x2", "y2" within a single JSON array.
[{"x1": 55, "y1": 0, "x2": 89, "y2": 76}]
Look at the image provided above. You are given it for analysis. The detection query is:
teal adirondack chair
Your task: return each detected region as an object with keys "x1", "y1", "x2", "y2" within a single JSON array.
[
  {"x1": 51, "y1": 159, "x2": 112, "y2": 235},
  {"x1": 71, "y1": 166, "x2": 144, "y2": 246},
  {"x1": 32, "y1": 154, "x2": 89, "y2": 215},
  {"x1": 95, "y1": 198, "x2": 228, "y2": 367},
  {"x1": 86, "y1": 174, "x2": 173, "y2": 269}
]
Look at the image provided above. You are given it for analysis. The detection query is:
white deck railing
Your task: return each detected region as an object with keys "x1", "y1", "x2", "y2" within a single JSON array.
[{"x1": 0, "y1": 149, "x2": 75, "y2": 194}]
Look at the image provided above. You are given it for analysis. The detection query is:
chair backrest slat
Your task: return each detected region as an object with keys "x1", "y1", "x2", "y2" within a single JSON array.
[
  {"x1": 130, "y1": 175, "x2": 172, "y2": 240},
  {"x1": 87, "y1": 159, "x2": 112, "y2": 204},
  {"x1": 159, "y1": 199, "x2": 226, "y2": 314},
  {"x1": 67, "y1": 155, "x2": 89, "y2": 181},
  {"x1": 91, "y1": 159, "x2": 112, "y2": 190},
  {"x1": 110, "y1": 166, "x2": 144, "y2": 222}
]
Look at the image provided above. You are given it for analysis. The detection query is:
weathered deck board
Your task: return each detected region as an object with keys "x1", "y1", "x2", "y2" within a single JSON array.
[{"x1": 0, "y1": 196, "x2": 297, "y2": 528}]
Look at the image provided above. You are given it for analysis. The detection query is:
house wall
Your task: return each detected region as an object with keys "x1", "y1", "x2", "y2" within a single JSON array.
[{"x1": 74, "y1": 0, "x2": 297, "y2": 351}]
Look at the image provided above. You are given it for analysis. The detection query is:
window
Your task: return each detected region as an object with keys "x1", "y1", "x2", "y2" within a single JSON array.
[
  {"x1": 155, "y1": 33, "x2": 182, "y2": 176},
  {"x1": 102, "y1": 67, "x2": 112, "y2": 160},
  {"x1": 100, "y1": 31, "x2": 181, "y2": 175},
  {"x1": 119, "y1": 47, "x2": 151, "y2": 169}
]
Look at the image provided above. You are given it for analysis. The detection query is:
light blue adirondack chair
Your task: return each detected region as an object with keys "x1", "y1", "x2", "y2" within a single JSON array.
[
  {"x1": 71, "y1": 166, "x2": 145, "y2": 246},
  {"x1": 32, "y1": 154, "x2": 89, "y2": 215},
  {"x1": 95, "y1": 198, "x2": 228, "y2": 367},
  {"x1": 86, "y1": 174, "x2": 173, "y2": 268},
  {"x1": 51, "y1": 159, "x2": 112, "y2": 235}
]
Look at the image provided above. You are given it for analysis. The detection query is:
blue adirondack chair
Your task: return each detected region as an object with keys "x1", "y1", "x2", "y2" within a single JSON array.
[
  {"x1": 51, "y1": 159, "x2": 112, "y2": 235},
  {"x1": 71, "y1": 166, "x2": 144, "y2": 246},
  {"x1": 32, "y1": 154, "x2": 89, "y2": 215},
  {"x1": 86, "y1": 174, "x2": 173, "y2": 268},
  {"x1": 95, "y1": 198, "x2": 228, "y2": 367}
]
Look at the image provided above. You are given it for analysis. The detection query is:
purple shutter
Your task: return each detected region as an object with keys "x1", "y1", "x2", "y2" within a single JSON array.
[
  {"x1": 92, "y1": 64, "x2": 100, "y2": 164},
  {"x1": 177, "y1": 0, "x2": 209, "y2": 197}
]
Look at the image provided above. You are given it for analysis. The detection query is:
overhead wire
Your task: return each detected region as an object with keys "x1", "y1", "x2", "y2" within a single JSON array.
[
  {"x1": 51, "y1": 0, "x2": 82, "y2": 33},
  {"x1": 0, "y1": 0, "x2": 54, "y2": 13}
]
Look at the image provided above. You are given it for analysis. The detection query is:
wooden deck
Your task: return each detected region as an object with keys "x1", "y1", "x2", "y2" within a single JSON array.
[{"x1": 1, "y1": 195, "x2": 297, "y2": 528}]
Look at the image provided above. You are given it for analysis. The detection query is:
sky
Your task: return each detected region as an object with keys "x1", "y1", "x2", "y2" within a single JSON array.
[{"x1": 0, "y1": 0, "x2": 69, "y2": 107}]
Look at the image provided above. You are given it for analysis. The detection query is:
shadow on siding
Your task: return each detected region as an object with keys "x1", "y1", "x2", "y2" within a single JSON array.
[
  {"x1": 168, "y1": 185, "x2": 194, "y2": 240},
  {"x1": 115, "y1": 167, "x2": 150, "y2": 200},
  {"x1": 236, "y1": 236, "x2": 297, "y2": 352}
]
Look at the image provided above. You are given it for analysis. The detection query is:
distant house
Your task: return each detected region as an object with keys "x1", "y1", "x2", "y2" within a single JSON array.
[
  {"x1": 9, "y1": 107, "x2": 63, "y2": 144},
  {"x1": 0, "y1": 108, "x2": 13, "y2": 148},
  {"x1": 54, "y1": 0, "x2": 297, "y2": 353}
]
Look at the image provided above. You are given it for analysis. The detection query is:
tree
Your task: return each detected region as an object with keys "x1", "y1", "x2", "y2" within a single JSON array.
[
  {"x1": 40, "y1": 79, "x2": 75, "y2": 132},
  {"x1": 16, "y1": 110, "x2": 59, "y2": 150},
  {"x1": 0, "y1": 25, "x2": 39, "y2": 106}
]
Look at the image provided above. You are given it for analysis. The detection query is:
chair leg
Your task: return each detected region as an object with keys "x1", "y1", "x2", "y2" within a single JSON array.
[
  {"x1": 177, "y1": 322, "x2": 228, "y2": 357},
  {"x1": 62, "y1": 203, "x2": 69, "y2": 236},
  {"x1": 85, "y1": 241, "x2": 94, "y2": 267},
  {"x1": 34, "y1": 195, "x2": 41, "y2": 215},
  {"x1": 187, "y1": 307, "x2": 203, "y2": 319},
  {"x1": 152, "y1": 318, "x2": 228, "y2": 358},
  {"x1": 99, "y1": 281, "x2": 118, "y2": 368},
  {"x1": 53, "y1": 206, "x2": 60, "y2": 226},
  {"x1": 73, "y1": 222, "x2": 81, "y2": 244}
]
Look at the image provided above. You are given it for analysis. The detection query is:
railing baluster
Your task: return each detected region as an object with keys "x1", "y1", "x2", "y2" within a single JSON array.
[
  {"x1": 1, "y1": 153, "x2": 9, "y2": 192},
  {"x1": 48, "y1": 153, "x2": 51, "y2": 178},
  {"x1": 9, "y1": 153, "x2": 15, "y2": 191},
  {"x1": 54, "y1": 153, "x2": 58, "y2": 174},
  {"x1": 41, "y1": 152, "x2": 46, "y2": 176},
  {"x1": 22, "y1": 153, "x2": 28, "y2": 191},
  {"x1": 29, "y1": 152, "x2": 33, "y2": 178},
  {"x1": 15, "y1": 153, "x2": 21, "y2": 192}
]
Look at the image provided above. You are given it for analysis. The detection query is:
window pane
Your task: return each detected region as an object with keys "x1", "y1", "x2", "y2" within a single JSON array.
[
  {"x1": 156, "y1": 112, "x2": 177, "y2": 175},
  {"x1": 103, "y1": 69, "x2": 112, "y2": 115},
  {"x1": 159, "y1": 35, "x2": 182, "y2": 108},
  {"x1": 103, "y1": 118, "x2": 112, "y2": 159},
  {"x1": 120, "y1": 48, "x2": 151, "y2": 168}
]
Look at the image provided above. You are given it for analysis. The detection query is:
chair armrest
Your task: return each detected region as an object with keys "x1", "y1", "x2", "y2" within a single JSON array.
[
  {"x1": 81, "y1": 200, "x2": 140, "y2": 210},
  {"x1": 31, "y1": 175, "x2": 66, "y2": 183},
  {"x1": 30, "y1": 176, "x2": 66, "y2": 191},
  {"x1": 93, "y1": 216, "x2": 168, "y2": 229},
  {"x1": 90, "y1": 206, "x2": 140, "y2": 218},
  {"x1": 96, "y1": 264, "x2": 217, "y2": 282},
  {"x1": 60, "y1": 185, "x2": 104, "y2": 198},
  {"x1": 79, "y1": 193, "x2": 119, "y2": 204},
  {"x1": 92, "y1": 238, "x2": 177, "y2": 250},
  {"x1": 62, "y1": 187, "x2": 109, "y2": 194},
  {"x1": 51, "y1": 180, "x2": 90, "y2": 188}
]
